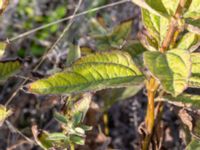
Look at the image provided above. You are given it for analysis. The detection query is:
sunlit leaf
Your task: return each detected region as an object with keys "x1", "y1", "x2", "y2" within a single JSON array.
[
  {"x1": 0, "y1": 42, "x2": 6, "y2": 57},
  {"x1": 0, "y1": 105, "x2": 12, "y2": 127},
  {"x1": 0, "y1": 58, "x2": 22, "y2": 82},
  {"x1": 176, "y1": 32, "x2": 200, "y2": 52},
  {"x1": 184, "y1": 0, "x2": 200, "y2": 19},
  {"x1": 144, "y1": 49, "x2": 191, "y2": 96},
  {"x1": 189, "y1": 53, "x2": 200, "y2": 88},
  {"x1": 47, "y1": 133, "x2": 69, "y2": 141},
  {"x1": 27, "y1": 51, "x2": 144, "y2": 94},
  {"x1": 142, "y1": 8, "x2": 169, "y2": 45}
]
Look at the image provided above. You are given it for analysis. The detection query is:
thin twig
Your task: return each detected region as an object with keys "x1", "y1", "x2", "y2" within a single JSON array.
[
  {"x1": 8, "y1": 0, "x2": 129, "y2": 42},
  {"x1": 6, "y1": 120, "x2": 36, "y2": 145}
]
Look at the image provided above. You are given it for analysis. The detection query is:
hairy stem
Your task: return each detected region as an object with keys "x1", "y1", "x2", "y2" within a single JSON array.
[{"x1": 142, "y1": 0, "x2": 187, "y2": 149}]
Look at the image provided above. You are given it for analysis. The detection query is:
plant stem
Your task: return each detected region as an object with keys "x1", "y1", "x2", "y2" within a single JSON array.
[
  {"x1": 70, "y1": 144, "x2": 75, "y2": 150},
  {"x1": 142, "y1": 0, "x2": 187, "y2": 149}
]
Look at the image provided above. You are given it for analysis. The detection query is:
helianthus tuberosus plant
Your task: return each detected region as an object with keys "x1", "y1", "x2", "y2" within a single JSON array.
[{"x1": 1, "y1": 0, "x2": 200, "y2": 149}]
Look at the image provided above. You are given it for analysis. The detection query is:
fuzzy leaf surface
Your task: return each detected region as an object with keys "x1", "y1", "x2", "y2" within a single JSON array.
[
  {"x1": 144, "y1": 49, "x2": 191, "y2": 96},
  {"x1": 28, "y1": 51, "x2": 143, "y2": 94}
]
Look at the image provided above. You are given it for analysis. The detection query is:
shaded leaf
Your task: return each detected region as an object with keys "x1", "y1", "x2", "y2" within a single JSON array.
[
  {"x1": 66, "y1": 44, "x2": 81, "y2": 66},
  {"x1": 0, "y1": 58, "x2": 22, "y2": 82},
  {"x1": 176, "y1": 32, "x2": 200, "y2": 52},
  {"x1": 70, "y1": 135, "x2": 85, "y2": 145},
  {"x1": 28, "y1": 51, "x2": 144, "y2": 95},
  {"x1": 189, "y1": 53, "x2": 200, "y2": 88},
  {"x1": 79, "y1": 125, "x2": 92, "y2": 131},
  {"x1": 37, "y1": 131, "x2": 53, "y2": 149},
  {"x1": 100, "y1": 83, "x2": 144, "y2": 110},
  {"x1": 186, "y1": 138, "x2": 200, "y2": 150},
  {"x1": 162, "y1": 94, "x2": 200, "y2": 109},
  {"x1": 54, "y1": 112, "x2": 68, "y2": 124},
  {"x1": 122, "y1": 40, "x2": 147, "y2": 66},
  {"x1": 144, "y1": 49, "x2": 191, "y2": 96},
  {"x1": 92, "y1": 20, "x2": 133, "y2": 50},
  {"x1": 72, "y1": 93, "x2": 91, "y2": 119},
  {"x1": 0, "y1": 105, "x2": 12, "y2": 127}
]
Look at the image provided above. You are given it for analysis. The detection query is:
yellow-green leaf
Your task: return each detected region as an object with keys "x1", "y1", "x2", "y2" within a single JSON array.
[
  {"x1": 0, "y1": 105, "x2": 12, "y2": 126},
  {"x1": 189, "y1": 53, "x2": 200, "y2": 88},
  {"x1": 0, "y1": 59, "x2": 22, "y2": 82},
  {"x1": 176, "y1": 32, "x2": 200, "y2": 52},
  {"x1": 142, "y1": 8, "x2": 169, "y2": 45},
  {"x1": 144, "y1": 49, "x2": 191, "y2": 96},
  {"x1": 27, "y1": 51, "x2": 144, "y2": 95},
  {"x1": 184, "y1": 0, "x2": 200, "y2": 19},
  {"x1": 0, "y1": 42, "x2": 6, "y2": 57}
]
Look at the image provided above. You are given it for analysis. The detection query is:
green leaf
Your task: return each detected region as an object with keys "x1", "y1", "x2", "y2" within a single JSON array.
[
  {"x1": 70, "y1": 135, "x2": 85, "y2": 145},
  {"x1": 66, "y1": 44, "x2": 81, "y2": 66},
  {"x1": 93, "y1": 20, "x2": 133, "y2": 50},
  {"x1": 131, "y1": 0, "x2": 168, "y2": 18},
  {"x1": 162, "y1": 94, "x2": 200, "y2": 109},
  {"x1": 47, "y1": 133, "x2": 69, "y2": 141},
  {"x1": 122, "y1": 40, "x2": 147, "y2": 66},
  {"x1": 186, "y1": 19, "x2": 200, "y2": 29},
  {"x1": 0, "y1": 105, "x2": 12, "y2": 127},
  {"x1": 54, "y1": 112, "x2": 68, "y2": 124},
  {"x1": 184, "y1": 0, "x2": 200, "y2": 19},
  {"x1": 142, "y1": 8, "x2": 169, "y2": 45},
  {"x1": 144, "y1": 49, "x2": 191, "y2": 96},
  {"x1": 144, "y1": 0, "x2": 171, "y2": 16},
  {"x1": 78, "y1": 125, "x2": 92, "y2": 131},
  {"x1": 72, "y1": 93, "x2": 91, "y2": 118},
  {"x1": 176, "y1": 32, "x2": 200, "y2": 52},
  {"x1": 100, "y1": 84, "x2": 144, "y2": 110},
  {"x1": 189, "y1": 53, "x2": 200, "y2": 88},
  {"x1": 186, "y1": 139, "x2": 200, "y2": 150},
  {"x1": 37, "y1": 131, "x2": 53, "y2": 149},
  {"x1": 0, "y1": 59, "x2": 22, "y2": 82},
  {"x1": 0, "y1": 42, "x2": 6, "y2": 57},
  {"x1": 89, "y1": 18, "x2": 107, "y2": 36},
  {"x1": 28, "y1": 51, "x2": 144, "y2": 94}
]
